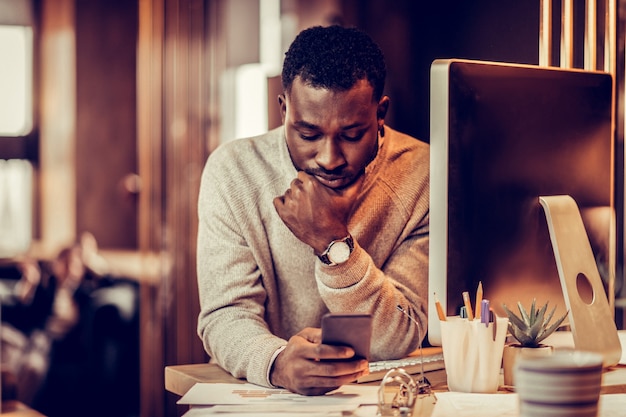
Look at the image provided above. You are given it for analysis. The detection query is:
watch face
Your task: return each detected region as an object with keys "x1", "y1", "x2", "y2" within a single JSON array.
[{"x1": 328, "y1": 241, "x2": 351, "y2": 264}]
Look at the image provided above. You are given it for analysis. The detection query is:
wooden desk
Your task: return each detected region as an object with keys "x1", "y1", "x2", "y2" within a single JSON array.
[
  {"x1": 165, "y1": 363, "x2": 243, "y2": 396},
  {"x1": 165, "y1": 363, "x2": 449, "y2": 397},
  {"x1": 600, "y1": 365, "x2": 626, "y2": 394},
  {"x1": 165, "y1": 362, "x2": 626, "y2": 398}
]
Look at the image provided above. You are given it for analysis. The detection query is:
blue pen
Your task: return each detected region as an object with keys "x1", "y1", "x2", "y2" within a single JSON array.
[{"x1": 480, "y1": 299, "x2": 490, "y2": 327}]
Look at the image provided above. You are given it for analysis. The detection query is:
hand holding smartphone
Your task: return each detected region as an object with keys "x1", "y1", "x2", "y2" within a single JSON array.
[{"x1": 321, "y1": 313, "x2": 372, "y2": 360}]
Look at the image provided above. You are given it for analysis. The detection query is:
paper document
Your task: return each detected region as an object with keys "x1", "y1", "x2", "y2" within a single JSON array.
[
  {"x1": 182, "y1": 404, "x2": 381, "y2": 417},
  {"x1": 431, "y1": 392, "x2": 517, "y2": 417},
  {"x1": 182, "y1": 405, "x2": 359, "y2": 416},
  {"x1": 430, "y1": 392, "x2": 626, "y2": 417},
  {"x1": 178, "y1": 382, "x2": 379, "y2": 415}
]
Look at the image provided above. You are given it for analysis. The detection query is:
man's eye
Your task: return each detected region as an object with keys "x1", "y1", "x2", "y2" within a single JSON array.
[
  {"x1": 299, "y1": 132, "x2": 320, "y2": 141},
  {"x1": 342, "y1": 133, "x2": 364, "y2": 142}
]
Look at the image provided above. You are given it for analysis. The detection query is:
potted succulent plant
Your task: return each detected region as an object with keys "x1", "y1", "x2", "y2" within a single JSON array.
[{"x1": 501, "y1": 298, "x2": 569, "y2": 386}]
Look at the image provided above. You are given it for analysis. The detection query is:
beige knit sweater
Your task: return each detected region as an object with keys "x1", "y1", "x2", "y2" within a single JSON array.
[{"x1": 196, "y1": 126, "x2": 429, "y2": 387}]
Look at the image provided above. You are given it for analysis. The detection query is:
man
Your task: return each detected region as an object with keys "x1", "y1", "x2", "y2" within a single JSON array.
[{"x1": 196, "y1": 25, "x2": 429, "y2": 396}]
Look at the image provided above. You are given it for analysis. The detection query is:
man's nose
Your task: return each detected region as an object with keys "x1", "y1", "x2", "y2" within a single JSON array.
[{"x1": 315, "y1": 137, "x2": 346, "y2": 172}]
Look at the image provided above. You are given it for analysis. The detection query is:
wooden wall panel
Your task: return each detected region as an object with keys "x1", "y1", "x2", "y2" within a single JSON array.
[
  {"x1": 137, "y1": 1, "x2": 165, "y2": 415},
  {"x1": 39, "y1": 0, "x2": 76, "y2": 255},
  {"x1": 138, "y1": 0, "x2": 218, "y2": 415},
  {"x1": 75, "y1": 0, "x2": 139, "y2": 249}
]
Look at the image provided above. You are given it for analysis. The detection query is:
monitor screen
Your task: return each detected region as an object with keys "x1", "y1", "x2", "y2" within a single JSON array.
[{"x1": 428, "y1": 59, "x2": 614, "y2": 346}]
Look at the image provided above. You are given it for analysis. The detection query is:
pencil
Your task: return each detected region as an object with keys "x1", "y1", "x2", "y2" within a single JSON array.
[
  {"x1": 462, "y1": 291, "x2": 474, "y2": 320},
  {"x1": 434, "y1": 292, "x2": 447, "y2": 321},
  {"x1": 475, "y1": 281, "x2": 483, "y2": 319}
]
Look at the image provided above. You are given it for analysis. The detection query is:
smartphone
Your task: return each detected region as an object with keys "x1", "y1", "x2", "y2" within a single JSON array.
[{"x1": 321, "y1": 313, "x2": 372, "y2": 360}]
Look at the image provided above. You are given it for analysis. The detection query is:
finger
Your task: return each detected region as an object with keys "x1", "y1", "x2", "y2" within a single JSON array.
[
  {"x1": 312, "y1": 359, "x2": 369, "y2": 384},
  {"x1": 298, "y1": 370, "x2": 366, "y2": 395},
  {"x1": 273, "y1": 195, "x2": 285, "y2": 205},
  {"x1": 295, "y1": 386, "x2": 342, "y2": 396},
  {"x1": 273, "y1": 196, "x2": 285, "y2": 214},
  {"x1": 321, "y1": 360, "x2": 369, "y2": 378},
  {"x1": 296, "y1": 170, "x2": 311, "y2": 182},
  {"x1": 314, "y1": 341, "x2": 356, "y2": 361},
  {"x1": 291, "y1": 176, "x2": 304, "y2": 188},
  {"x1": 292, "y1": 359, "x2": 368, "y2": 393},
  {"x1": 294, "y1": 329, "x2": 355, "y2": 361},
  {"x1": 298, "y1": 327, "x2": 322, "y2": 344}
]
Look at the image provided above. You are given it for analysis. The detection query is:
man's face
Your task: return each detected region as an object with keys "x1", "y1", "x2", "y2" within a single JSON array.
[{"x1": 279, "y1": 77, "x2": 388, "y2": 190}]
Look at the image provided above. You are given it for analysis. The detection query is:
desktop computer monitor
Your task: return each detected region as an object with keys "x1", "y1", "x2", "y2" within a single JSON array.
[{"x1": 428, "y1": 59, "x2": 615, "y2": 346}]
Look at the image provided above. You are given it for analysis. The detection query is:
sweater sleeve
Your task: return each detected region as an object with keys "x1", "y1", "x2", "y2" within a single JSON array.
[
  {"x1": 315, "y1": 133, "x2": 430, "y2": 361},
  {"x1": 196, "y1": 145, "x2": 287, "y2": 387},
  {"x1": 315, "y1": 220, "x2": 429, "y2": 361}
]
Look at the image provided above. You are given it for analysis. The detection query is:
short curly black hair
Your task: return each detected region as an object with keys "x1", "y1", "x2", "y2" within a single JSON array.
[{"x1": 281, "y1": 25, "x2": 386, "y2": 101}]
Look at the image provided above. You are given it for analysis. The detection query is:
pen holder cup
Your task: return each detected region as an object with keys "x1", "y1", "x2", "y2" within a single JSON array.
[{"x1": 440, "y1": 316, "x2": 509, "y2": 393}]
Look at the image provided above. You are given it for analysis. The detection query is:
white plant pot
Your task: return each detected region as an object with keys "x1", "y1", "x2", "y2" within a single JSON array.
[{"x1": 502, "y1": 343, "x2": 554, "y2": 387}]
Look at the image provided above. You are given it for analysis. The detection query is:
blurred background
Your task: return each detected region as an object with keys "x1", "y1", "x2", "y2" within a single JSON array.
[{"x1": 0, "y1": 1, "x2": 624, "y2": 416}]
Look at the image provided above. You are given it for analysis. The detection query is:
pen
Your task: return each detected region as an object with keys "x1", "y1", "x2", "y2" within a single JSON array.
[
  {"x1": 480, "y1": 299, "x2": 490, "y2": 327},
  {"x1": 434, "y1": 292, "x2": 447, "y2": 321},
  {"x1": 475, "y1": 281, "x2": 483, "y2": 319},
  {"x1": 490, "y1": 307, "x2": 497, "y2": 341},
  {"x1": 462, "y1": 291, "x2": 474, "y2": 320}
]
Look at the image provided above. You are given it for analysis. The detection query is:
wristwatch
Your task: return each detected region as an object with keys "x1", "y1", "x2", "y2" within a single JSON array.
[{"x1": 318, "y1": 235, "x2": 354, "y2": 266}]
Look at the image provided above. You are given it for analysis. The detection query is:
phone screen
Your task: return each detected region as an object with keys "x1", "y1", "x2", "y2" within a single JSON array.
[{"x1": 321, "y1": 313, "x2": 372, "y2": 360}]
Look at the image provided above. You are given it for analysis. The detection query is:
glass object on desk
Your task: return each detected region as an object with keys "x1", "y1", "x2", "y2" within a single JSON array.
[
  {"x1": 377, "y1": 368, "x2": 417, "y2": 416},
  {"x1": 377, "y1": 367, "x2": 436, "y2": 417},
  {"x1": 376, "y1": 305, "x2": 438, "y2": 415},
  {"x1": 377, "y1": 308, "x2": 437, "y2": 416}
]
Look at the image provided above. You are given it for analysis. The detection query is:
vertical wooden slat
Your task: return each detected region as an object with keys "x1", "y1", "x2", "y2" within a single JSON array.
[
  {"x1": 137, "y1": 0, "x2": 165, "y2": 415},
  {"x1": 606, "y1": 0, "x2": 617, "y2": 75},
  {"x1": 539, "y1": 0, "x2": 552, "y2": 66},
  {"x1": 605, "y1": 0, "x2": 618, "y2": 318},
  {"x1": 561, "y1": 0, "x2": 574, "y2": 68},
  {"x1": 585, "y1": 0, "x2": 597, "y2": 70},
  {"x1": 39, "y1": 0, "x2": 76, "y2": 256}
]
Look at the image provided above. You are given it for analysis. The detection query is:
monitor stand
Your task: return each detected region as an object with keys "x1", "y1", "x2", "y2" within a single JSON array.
[{"x1": 539, "y1": 195, "x2": 621, "y2": 366}]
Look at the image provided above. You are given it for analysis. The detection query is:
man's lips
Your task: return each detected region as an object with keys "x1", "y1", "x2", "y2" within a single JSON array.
[{"x1": 313, "y1": 174, "x2": 351, "y2": 189}]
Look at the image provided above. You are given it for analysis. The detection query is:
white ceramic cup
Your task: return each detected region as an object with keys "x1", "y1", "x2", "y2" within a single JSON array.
[{"x1": 514, "y1": 350, "x2": 603, "y2": 417}]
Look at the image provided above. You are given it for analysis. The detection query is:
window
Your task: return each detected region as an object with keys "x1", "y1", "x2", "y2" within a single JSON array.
[
  {"x1": 0, "y1": 0, "x2": 36, "y2": 159},
  {"x1": 0, "y1": 25, "x2": 33, "y2": 136},
  {"x1": 0, "y1": 0, "x2": 35, "y2": 257},
  {"x1": 0, "y1": 159, "x2": 32, "y2": 257}
]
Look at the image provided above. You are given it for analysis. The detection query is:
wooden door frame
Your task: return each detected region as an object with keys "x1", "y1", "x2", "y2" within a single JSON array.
[{"x1": 137, "y1": 0, "x2": 222, "y2": 415}]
